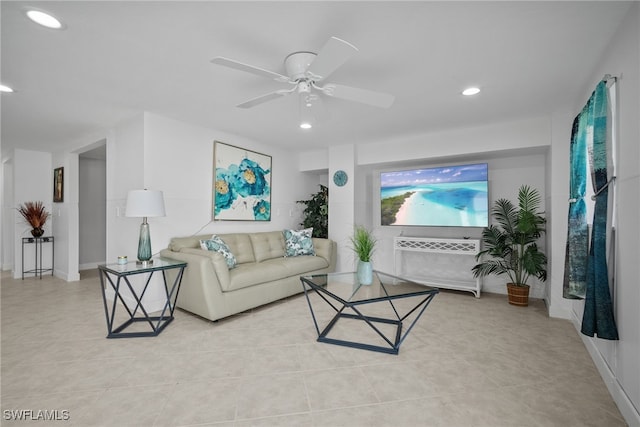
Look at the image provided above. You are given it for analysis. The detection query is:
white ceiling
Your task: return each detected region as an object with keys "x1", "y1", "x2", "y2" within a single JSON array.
[{"x1": 1, "y1": 1, "x2": 632, "y2": 158}]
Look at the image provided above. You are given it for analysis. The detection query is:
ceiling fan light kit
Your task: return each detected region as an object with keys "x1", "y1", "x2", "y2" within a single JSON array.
[{"x1": 211, "y1": 36, "x2": 395, "y2": 128}]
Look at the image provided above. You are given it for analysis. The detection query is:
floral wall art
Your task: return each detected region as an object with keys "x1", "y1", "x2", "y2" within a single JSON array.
[{"x1": 213, "y1": 141, "x2": 271, "y2": 221}]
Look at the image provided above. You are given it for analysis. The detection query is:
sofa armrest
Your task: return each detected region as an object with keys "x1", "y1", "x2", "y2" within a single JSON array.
[
  {"x1": 312, "y1": 238, "x2": 337, "y2": 272},
  {"x1": 159, "y1": 248, "x2": 231, "y2": 320},
  {"x1": 179, "y1": 248, "x2": 231, "y2": 288}
]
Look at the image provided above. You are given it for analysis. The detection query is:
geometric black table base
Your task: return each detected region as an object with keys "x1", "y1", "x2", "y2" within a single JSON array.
[
  {"x1": 300, "y1": 271, "x2": 438, "y2": 355},
  {"x1": 98, "y1": 258, "x2": 186, "y2": 338},
  {"x1": 22, "y1": 236, "x2": 54, "y2": 279}
]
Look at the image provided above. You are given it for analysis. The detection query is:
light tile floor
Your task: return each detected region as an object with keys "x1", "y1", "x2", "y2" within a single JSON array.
[{"x1": 1, "y1": 270, "x2": 627, "y2": 426}]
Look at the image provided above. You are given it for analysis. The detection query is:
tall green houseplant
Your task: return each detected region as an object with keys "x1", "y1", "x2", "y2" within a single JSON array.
[
  {"x1": 472, "y1": 185, "x2": 547, "y2": 305},
  {"x1": 297, "y1": 185, "x2": 328, "y2": 238}
]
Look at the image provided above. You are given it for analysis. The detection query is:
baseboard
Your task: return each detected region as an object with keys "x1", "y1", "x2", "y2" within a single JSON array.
[
  {"x1": 79, "y1": 262, "x2": 102, "y2": 271},
  {"x1": 571, "y1": 313, "x2": 640, "y2": 427},
  {"x1": 547, "y1": 301, "x2": 573, "y2": 319},
  {"x1": 54, "y1": 269, "x2": 80, "y2": 281}
]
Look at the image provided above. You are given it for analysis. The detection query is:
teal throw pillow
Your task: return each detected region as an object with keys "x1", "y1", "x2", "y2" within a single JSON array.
[
  {"x1": 200, "y1": 235, "x2": 237, "y2": 269},
  {"x1": 284, "y1": 228, "x2": 315, "y2": 257}
]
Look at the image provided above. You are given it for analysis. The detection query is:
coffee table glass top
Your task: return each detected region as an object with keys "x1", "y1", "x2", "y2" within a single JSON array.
[
  {"x1": 300, "y1": 270, "x2": 438, "y2": 303},
  {"x1": 300, "y1": 271, "x2": 438, "y2": 354}
]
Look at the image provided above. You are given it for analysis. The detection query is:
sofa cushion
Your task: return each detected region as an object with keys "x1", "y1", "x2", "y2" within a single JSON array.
[
  {"x1": 281, "y1": 254, "x2": 329, "y2": 276},
  {"x1": 200, "y1": 236, "x2": 237, "y2": 269},
  {"x1": 224, "y1": 259, "x2": 289, "y2": 291},
  {"x1": 216, "y1": 233, "x2": 255, "y2": 264},
  {"x1": 249, "y1": 231, "x2": 285, "y2": 262},
  {"x1": 284, "y1": 228, "x2": 315, "y2": 257}
]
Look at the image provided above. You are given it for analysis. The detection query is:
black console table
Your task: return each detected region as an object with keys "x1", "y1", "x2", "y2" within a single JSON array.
[{"x1": 21, "y1": 236, "x2": 54, "y2": 279}]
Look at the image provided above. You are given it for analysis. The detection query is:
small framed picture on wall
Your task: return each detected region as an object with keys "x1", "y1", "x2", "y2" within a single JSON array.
[{"x1": 53, "y1": 167, "x2": 64, "y2": 203}]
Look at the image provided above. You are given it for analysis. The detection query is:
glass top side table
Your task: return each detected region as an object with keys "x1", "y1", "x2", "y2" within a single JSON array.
[{"x1": 98, "y1": 257, "x2": 187, "y2": 338}]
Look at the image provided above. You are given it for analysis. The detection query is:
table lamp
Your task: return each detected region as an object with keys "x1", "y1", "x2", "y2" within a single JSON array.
[{"x1": 125, "y1": 189, "x2": 166, "y2": 265}]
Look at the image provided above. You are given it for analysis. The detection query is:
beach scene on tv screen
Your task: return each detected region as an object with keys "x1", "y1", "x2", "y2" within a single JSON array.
[{"x1": 380, "y1": 163, "x2": 489, "y2": 227}]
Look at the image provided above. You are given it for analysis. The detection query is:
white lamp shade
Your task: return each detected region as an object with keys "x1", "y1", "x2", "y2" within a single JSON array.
[{"x1": 125, "y1": 190, "x2": 166, "y2": 218}]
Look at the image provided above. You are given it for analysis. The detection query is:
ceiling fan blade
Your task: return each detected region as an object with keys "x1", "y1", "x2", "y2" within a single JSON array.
[
  {"x1": 211, "y1": 57, "x2": 290, "y2": 83},
  {"x1": 306, "y1": 37, "x2": 358, "y2": 81},
  {"x1": 236, "y1": 89, "x2": 294, "y2": 109},
  {"x1": 322, "y1": 83, "x2": 395, "y2": 108}
]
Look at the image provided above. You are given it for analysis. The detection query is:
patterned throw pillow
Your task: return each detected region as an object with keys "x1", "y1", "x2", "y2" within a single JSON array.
[
  {"x1": 200, "y1": 235, "x2": 237, "y2": 269},
  {"x1": 283, "y1": 228, "x2": 315, "y2": 257}
]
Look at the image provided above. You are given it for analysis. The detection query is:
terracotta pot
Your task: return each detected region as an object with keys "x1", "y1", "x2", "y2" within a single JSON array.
[{"x1": 506, "y1": 283, "x2": 530, "y2": 306}]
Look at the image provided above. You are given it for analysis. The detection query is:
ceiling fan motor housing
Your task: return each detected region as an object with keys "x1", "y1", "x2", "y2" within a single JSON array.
[{"x1": 284, "y1": 51, "x2": 317, "y2": 80}]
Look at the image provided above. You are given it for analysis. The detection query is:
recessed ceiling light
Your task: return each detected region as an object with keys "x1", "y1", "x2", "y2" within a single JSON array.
[
  {"x1": 0, "y1": 84, "x2": 14, "y2": 93},
  {"x1": 462, "y1": 87, "x2": 481, "y2": 96},
  {"x1": 300, "y1": 122, "x2": 312, "y2": 130},
  {"x1": 25, "y1": 8, "x2": 65, "y2": 29}
]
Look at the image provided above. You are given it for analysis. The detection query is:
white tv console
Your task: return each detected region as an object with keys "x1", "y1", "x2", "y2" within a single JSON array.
[{"x1": 393, "y1": 236, "x2": 482, "y2": 297}]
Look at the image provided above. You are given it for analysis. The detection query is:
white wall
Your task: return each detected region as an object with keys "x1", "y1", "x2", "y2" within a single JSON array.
[
  {"x1": 363, "y1": 152, "x2": 547, "y2": 298},
  {"x1": 555, "y1": 4, "x2": 639, "y2": 424},
  {"x1": 106, "y1": 113, "x2": 146, "y2": 263},
  {"x1": 357, "y1": 116, "x2": 550, "y2": 166},
  {"x1": 328, "y1": 144, "x2": 356, "y2": 272},
  {"x1": 139, "y1": 112, "x2": 318, "y2": 253},
  {"x1": 11, "y1": 149, "x2": 53, "y2": 279},
  {"x1": 2, "y1": 159, "x2": 14, "y2": 270},
  {"x1": 304, "y1": 116, "x2": 551, "y2": 297},
  {"x1": 546, "y1": 109, "x2": 574, "y2": 317},
  {"x1": 50, "y1": 152, "x2": 74, "y2": 281}
]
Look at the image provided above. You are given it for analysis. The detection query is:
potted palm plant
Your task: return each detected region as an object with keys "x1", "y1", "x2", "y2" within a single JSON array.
[
  {"x1": 472, "y1": 185, "x2": 547, "y2": 306},
  {"x1": 350, "y1": 225, "x2": 377, "y2": 285},
  {"x1": 17, "y1": 201, "x2": 50, "y2": 237}
]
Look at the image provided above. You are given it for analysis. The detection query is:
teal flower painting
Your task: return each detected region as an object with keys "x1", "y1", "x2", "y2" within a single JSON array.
[
  {"x1": 214, "y1": 169, "x2": 234, "y2": 216},
  {"x1": 213, "y1": 142, "x2": 272, "y2": 221},
  {"x1": 253, "y1": 200, "x2": 271, "y2": 220}
]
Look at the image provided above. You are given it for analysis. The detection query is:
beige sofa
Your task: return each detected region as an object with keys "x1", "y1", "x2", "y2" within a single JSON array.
[{"x1": 160, "y1": 231, "x2": 336, "y2": 321}]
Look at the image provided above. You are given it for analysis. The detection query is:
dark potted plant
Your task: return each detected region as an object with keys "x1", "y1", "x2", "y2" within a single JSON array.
[
  {"x1": 297, "y1": 184, "x2": 328, "y2": 238},
  {"x1": 350, "y1": 225, "x2": 377, "y2": 285},
  {"x1": 472, "y1": 185, "x2": 547, "y2": 306},
  {"x1": 17, "y1": 201, "x2": 50, "y2": 237}
]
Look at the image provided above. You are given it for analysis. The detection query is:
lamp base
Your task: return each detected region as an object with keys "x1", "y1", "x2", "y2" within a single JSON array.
[
  {"x1": 136, "y1": 259, "x2": 154, "y2": 267},
  {"x1": 137, "y1": 220, "x2": 153, "y2": 263}
]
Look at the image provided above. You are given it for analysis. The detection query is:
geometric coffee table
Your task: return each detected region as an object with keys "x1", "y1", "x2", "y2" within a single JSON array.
[{"x1": 300, "y1": 271, "x2": 438, "y2": 355}]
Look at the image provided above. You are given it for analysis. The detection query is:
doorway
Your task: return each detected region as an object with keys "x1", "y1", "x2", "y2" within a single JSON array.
[{"x1": 78, "y1": 144, "x2": 106, "y2": 270}]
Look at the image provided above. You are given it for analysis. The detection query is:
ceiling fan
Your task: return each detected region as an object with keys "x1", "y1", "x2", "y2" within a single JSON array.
[{"x1": 211, "y1": 37, "x2": 394, "y2": 127}]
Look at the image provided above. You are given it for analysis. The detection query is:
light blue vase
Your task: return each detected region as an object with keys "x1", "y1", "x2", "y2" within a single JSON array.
[
  {"x1": 137, "y1": 221, "x2": 152, "y2": 262},
  {"x1": 357, "y1": 260, "x2": 373, "y2": 285}
]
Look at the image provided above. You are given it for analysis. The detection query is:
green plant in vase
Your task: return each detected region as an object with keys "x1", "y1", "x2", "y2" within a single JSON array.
[
  {"x1": 350, "y1": 225, "x2": 377, "y2": 285},
  {"x1": 17, "y1": 201, "x2": 50, "y2": 237}
]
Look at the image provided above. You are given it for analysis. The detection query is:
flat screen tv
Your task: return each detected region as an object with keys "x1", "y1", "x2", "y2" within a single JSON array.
[{"x1": 380, "y1": 163, "x2": 488, "y2": 227}]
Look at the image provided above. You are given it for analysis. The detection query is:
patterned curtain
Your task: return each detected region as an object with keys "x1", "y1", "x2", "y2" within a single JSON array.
[
  {"x1": 581, "y1": 81, "x2": 618, "y2": 340},
  {"x1": 563, "y1": 107, "x2": 589, "y2": 299}
]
